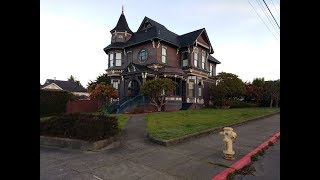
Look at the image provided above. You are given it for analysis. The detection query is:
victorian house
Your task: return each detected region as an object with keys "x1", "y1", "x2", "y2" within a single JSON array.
[{"x1": 104, "y1": 10, "x2": 221, "y2": 112}]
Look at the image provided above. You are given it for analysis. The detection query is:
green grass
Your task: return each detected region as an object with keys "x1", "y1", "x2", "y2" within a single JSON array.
[
  {"x1": 84, "y1": 113, "x2": 129, "y2": 129},
  {"x1": 146, "y1": 108, "x2": 279, "y2": 140},
  {"x1": 109, "y1": 114, "x2": 129, "y2": 129}
]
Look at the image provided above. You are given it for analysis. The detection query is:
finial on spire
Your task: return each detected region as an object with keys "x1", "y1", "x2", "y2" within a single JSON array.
[{"x1": 122, "y1": 5, "x2": 124, "y2": 14}]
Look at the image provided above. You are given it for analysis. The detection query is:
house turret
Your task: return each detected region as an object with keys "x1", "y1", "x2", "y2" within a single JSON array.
[{"x1": 110, "y1": 7, "x2": 133, "y2": 43}]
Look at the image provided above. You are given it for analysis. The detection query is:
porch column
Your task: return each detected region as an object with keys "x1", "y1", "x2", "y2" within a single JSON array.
[
  {"x1": 120, "y1": 76, "x2": 125, "y2": 99},
  {"x1": 180, "y1": 78, "x2": 182, "y2": 96}
]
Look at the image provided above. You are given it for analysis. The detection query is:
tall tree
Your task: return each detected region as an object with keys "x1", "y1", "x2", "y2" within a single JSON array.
[
  {"x1": 263, "y1": 80, "x2": 280, "y2": 107},
  {"x1": 141, "y1": 78, "x2": 177, "y2": 112},
  {"x1": 244, "y1": 82, "x2": 263, "y2": 103},
  {"x1": 87, "y1": 73, "x2": 111, "y2": 91},
  {"x1": 68, "y1": 75, "x2": 81, "y2": 86},
  {"x1": 209, "y1": 72, "x2": 246, "y2": 107},
  {"x1": 252, "y1": 77, "x2": 265, "y2": 88}
]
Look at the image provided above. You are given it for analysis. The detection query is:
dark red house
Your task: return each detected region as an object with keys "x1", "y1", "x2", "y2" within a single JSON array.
[{"x1": 104, "y1": 11, "x2": 221, "y2": 112}]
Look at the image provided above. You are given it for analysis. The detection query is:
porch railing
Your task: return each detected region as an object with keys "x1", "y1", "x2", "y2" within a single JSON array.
[{"x1": 105, "y1": 95, "x2": 144, "y2": 114}]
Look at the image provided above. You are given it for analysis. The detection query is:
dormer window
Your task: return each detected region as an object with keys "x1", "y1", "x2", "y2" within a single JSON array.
[
  {"x1": 143, "y1": 20, "x2": 152, "y2": 30},
  {"x1": 118, "y1": 35, "x2": 123, "y2": 39}
]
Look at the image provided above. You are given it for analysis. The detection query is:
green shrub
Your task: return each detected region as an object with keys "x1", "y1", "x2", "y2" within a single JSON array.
[
  {"x1": 40, "y1": 90, "x2": 73, "y2": 117},
  {"x1": 229, "y1": 100, "x2": 257, "y2": 108},
  {"x1": 40, "y1": 113, "x2": 120, "y2": 141}
]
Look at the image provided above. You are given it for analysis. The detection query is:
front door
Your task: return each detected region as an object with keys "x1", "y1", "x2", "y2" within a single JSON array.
[{"x1": 128, "y1": 80, "x2": 140, "y2": 97}]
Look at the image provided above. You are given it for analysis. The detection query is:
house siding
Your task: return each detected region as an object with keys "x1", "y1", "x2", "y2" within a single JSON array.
[{"x1": 126, "y1": 42, "x2": 157, "y2": 65}]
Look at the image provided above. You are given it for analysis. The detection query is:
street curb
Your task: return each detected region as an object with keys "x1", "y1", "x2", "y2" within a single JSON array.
[
  {"x1": 147, "y1": 111, "x2": 280, "y2": 146},
  {"x1": 40, "y1": 133, "x2": 121, "y2": 151},
  {"x1": 212, "y1": 131, "x2": 280, "y2": 180}
]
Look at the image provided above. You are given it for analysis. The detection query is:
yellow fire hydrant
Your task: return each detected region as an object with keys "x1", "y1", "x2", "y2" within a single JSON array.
[{"x1": 219, "y1": 127, "x2": 237, "y2": 160}]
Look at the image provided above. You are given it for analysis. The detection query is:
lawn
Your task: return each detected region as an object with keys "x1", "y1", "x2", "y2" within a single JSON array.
[
  {"x1": 146, "y1": 108, "x2": 279, "y2": 140},
  {"x1": 109, "y1": 114, "x2": 129, "y2": 129},
  {"x1": 84, "y1": 113, "x2": 130, "y2": 129}
]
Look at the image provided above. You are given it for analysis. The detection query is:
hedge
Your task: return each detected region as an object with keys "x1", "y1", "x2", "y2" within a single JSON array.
[
  {"x1": 229, "y1": 100, "x2": 257, "y2": 108},
  {"x1": 40, "y1": 90, "x2": 73, "y2": 117},
  {"x1": 40, "y1": 113, "x2": 120, "y2": 141}
]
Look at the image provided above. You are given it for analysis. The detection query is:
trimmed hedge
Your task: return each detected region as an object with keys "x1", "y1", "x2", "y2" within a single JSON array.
[
  {"x1": 40, "y1": 90, "x2": 73, "y2": 117},
  {"x1": 40, "y1": 113, "x2": 120, "y2": 141},
  {"x1": 229, "y1": 100, "x2": 257, "y2": 108}
]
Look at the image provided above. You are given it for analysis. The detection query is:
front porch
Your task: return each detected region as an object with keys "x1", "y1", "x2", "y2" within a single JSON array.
[{"x1": 108, "y1": 63, "x2": 211, "y2": 113}]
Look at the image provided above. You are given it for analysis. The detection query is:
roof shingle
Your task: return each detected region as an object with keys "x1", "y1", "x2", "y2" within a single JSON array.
[
  {"x1": 208, "y1": 55, "x2": 221, "y2": 64},
  {"x1": 42, "y1": 79, "x2": 87, "y2": 92},
  {"x1": 110, "y1": 13, "x2": 133, "y2": 34}
]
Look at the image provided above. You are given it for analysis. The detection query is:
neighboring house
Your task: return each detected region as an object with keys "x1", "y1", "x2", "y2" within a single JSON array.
[
  {"x1": 103, "y1": 10, "x2": 221, "y2": 111},
  {"x1": 41, "y1": 79, "x2": 89, "y2": 97}
]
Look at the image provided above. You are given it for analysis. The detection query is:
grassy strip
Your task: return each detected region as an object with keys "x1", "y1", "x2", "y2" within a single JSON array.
[{"x1": 146, "y1": 108, "x2": 279, "y2": 140}]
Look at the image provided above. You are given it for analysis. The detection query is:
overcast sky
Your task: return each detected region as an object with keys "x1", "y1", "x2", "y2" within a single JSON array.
[{"x1": 40, "y1": 0, "x2": 280, "y2": 87}]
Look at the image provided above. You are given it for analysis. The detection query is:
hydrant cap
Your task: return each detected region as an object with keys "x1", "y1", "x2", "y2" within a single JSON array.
[{"x1": 223, "y1": 127, "x2": 233, "y2": 131}]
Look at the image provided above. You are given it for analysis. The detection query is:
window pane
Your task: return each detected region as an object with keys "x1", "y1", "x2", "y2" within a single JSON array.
[
  {"x1": 110, "y1": 54, "x2": 114, "y2": 60},
  {"x1": 116, "y1": 53, "x2": 121, "y2": 59},
  {"x1": 199, "y1": 87, "x2": 202, "y2": 96},
  {"x1": 116, "y1": 60, "x2": 121, "y2": 66},
  {"x1": 202, "y1": 52, "x2": 206, "y2": 69},
  {"x1": 162, "y1": 56, "x2": 166, "y2": 63},
  {"x1": 110, "y1": 60, "x2": 113, "y2": 67},
  {"x1": 188, "y1": 81, "x2": 194, "y2": 97},
  {"x1": 113, "y1": 81, "x2": 119, "y2": 89},
  {"x1": 182, "y1": 52, "x2": 188, "y2": 60},
  {"x1": 162, "y1": 47, "x2": 166, "y2": 55},
  {"x1": 183, "y1": 59, "x2": 188, "y2": 66}
]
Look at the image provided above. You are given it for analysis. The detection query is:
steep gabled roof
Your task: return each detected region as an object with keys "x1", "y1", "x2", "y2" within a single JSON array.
[
  {"x1": 42, "y1": 79, "x2": 87, "y2": 92},
  {"x1": 179, "y1": 28, "x2": 214, "y2": 53},
  {"x1": 122, "y1": 16, "x2": 180, "y2": 48},
  {"x1": 110, "y1": 12, "x2": 133, "y2": 34},
  {"x1": 178, "y1": 28, "x2": 204, "y2": 47},
  {"x1": 208, "y1": 55, "x2": 221, "y2": 64},
  {"x1": 105, "y1": 16, "x2": 215, "y2": 54}
]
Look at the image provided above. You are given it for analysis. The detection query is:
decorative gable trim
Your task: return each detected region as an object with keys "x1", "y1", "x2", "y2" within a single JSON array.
[{"x1": 42, "y1": 83, "x2": 63, "y2": 90}]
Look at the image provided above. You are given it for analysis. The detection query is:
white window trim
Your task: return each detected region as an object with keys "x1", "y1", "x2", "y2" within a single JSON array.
[
  {"x1": 193, "y1": 47, "x2": 198, "y2": 67},
  {"x1": 115, "y1": 52, "x2": 122, "y2": 66},
  {"x1": 162, "y1": 46, "x2": 167, "y2": 63},
  {"x1": 109, "y1": 53, "x2": 114, "y2": 67},
  {"x1": 202, "y1": 51, "x2": 206, "y2": 69},
  {"x1": 182, "y1": 51, "x2": 188, "y2": 67}
]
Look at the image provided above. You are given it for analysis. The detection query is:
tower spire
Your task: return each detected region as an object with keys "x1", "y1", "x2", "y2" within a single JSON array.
[{"x1": 122, "y1": 5, "x2": 124, "y2": 14}]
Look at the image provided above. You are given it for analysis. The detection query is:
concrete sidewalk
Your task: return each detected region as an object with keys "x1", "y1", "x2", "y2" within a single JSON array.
[{"x1": 40, "y1": 113, "x2": 280, "y2": 180}]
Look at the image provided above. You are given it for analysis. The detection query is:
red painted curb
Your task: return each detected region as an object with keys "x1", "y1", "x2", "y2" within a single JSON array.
[{"x1": 212, "y1": 132, "x2": 280, "y2": 180}]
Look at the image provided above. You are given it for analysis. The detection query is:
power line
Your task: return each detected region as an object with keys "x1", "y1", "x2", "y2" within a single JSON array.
[
  {"x1": 262, "y1": 0, "x2": 280, "y2": 29},
  {"x1": 270, "y1": 0, "x2": 280, "y2": 17},
  {"x1": 248, "y1": 0, "x2": 279, "y2": 41},
  {"x1": 255, "y1": 0, "x2": 280, "y2": 35}
]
